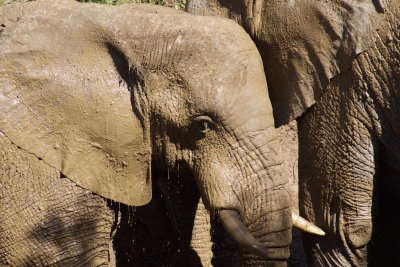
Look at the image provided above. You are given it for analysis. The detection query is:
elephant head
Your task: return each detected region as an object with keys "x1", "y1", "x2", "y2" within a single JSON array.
[{"x1": 0, "y1": 0, "x2": 292, "y2": 264}]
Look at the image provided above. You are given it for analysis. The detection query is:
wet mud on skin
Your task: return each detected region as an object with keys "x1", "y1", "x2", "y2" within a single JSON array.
[{"x1": 0, "y1": 133, "x2": 115, "y2": 266}]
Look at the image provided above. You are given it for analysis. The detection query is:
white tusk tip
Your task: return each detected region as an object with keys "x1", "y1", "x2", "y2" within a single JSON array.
[{"x1": 292, "y1": 212, "x2": 326, "y2": 236}]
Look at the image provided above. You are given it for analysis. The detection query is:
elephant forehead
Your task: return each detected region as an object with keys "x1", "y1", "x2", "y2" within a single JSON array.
[{"x1": 184, "y1": 55, "x2": 273, "y2": 125}]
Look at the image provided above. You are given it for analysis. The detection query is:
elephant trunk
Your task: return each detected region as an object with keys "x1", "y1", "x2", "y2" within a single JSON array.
[
  {"x1": 240, "y1": 209, "x2": 292, "y2": 266},
  {"x1": 239, "y1": 185, "x2": 292, "y2": 266},
  {"x1": 238, "y1": 127, "x2": 292, "y2": 265}
]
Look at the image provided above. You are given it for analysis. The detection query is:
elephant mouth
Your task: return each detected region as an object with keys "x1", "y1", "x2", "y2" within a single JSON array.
[{"x1": 218, "y1": 209, "x2": 290, "y2": 260}]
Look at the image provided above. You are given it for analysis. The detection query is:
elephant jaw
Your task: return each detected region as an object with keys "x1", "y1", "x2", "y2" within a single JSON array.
[
  {"x1": 218, "y1": 209, "x2": 270, "y2": 259},
  {"x1": 218, "y1": 209, "x2": 292, "y2": 261}
]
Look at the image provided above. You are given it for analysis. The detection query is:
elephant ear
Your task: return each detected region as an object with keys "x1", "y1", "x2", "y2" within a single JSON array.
[
  {"x1": 254, "y1": 0, "x2": 384, "y2": 125},
  {"x1": 0, "y1": 6, "x2": 151, "y2": 206}
]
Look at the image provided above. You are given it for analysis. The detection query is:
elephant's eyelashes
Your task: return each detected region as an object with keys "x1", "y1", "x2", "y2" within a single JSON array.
[{"x1": 193, "y1": 115, "x2": 213, "y2": 133}]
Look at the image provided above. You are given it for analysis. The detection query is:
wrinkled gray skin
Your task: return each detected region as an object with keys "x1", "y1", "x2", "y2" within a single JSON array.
[
  {"x1": 0, "y1": 1, "x2": 292, "y2": 266},
  {"x1": 187, "y1": 0, "x2": 400, "y2": 266}
]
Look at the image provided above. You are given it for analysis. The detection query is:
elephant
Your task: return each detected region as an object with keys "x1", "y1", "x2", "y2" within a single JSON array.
[
  {"x1": 0, "y1": 0, "x2": 302, "y2": 266},
  {"x1": 187, "y1": 0, "x2": 400, "y2": 266}
]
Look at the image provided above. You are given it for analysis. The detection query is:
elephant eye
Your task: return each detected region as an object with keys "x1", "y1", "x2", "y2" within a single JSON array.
[{"x1": 193, "y1": 115, "x2": 213, "y2": 133}]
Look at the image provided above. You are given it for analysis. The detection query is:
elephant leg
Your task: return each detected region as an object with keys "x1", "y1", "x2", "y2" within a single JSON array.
[
  {"x1": 0, "y1": 132, "x2": 115, "y2": 266},
  {"x1": 297, "y1": 79, "x2": 376, "y2": 266},
  {"x1": 190, "y1": 198, "x2": 213, "y2": 266}
]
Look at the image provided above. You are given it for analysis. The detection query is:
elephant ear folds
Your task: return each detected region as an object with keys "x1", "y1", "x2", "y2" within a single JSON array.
[
  {"x1": 0, "y1": 15, "x2": 152, "y2": 206},
  {"x1": 267, "y1": 0, "x2": 383, "y2": 125}
]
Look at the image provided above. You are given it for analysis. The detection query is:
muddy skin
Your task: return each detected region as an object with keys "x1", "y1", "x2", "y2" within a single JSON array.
[
  {"x1": 0, "y1": 1, "x2": 291, "y2": 266},
  {"x1": 298, "y1": 6, "x2": 400, "y2": 264},
  {"x1": 187, "y1": 0, "x2": 400, "y2": 265},
  {"x1": 0, "y1": 133, "x2": 115, "y2": 266}
]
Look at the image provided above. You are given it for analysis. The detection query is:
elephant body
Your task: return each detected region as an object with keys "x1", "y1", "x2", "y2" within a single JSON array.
[
  {"x1": 0, "y1": 1, "x2": 292, "y2": 266},
  {"x1": 187, "y1": 0, "x2": 400, "y2": 265}
]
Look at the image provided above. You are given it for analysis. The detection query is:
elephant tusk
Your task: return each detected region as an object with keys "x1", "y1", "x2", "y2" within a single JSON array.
[
  {"x1": 218, "y1": 209, "x2": 269, "y2": 259},
  {"x1": 292, "y1": 212, "x2": 325, "y2": 236}
]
